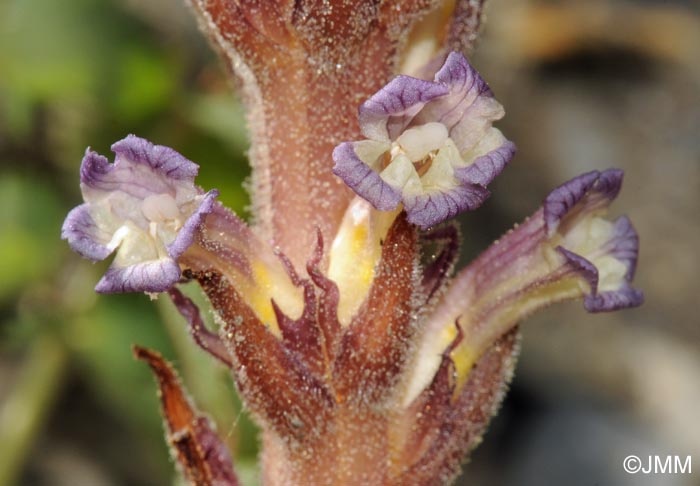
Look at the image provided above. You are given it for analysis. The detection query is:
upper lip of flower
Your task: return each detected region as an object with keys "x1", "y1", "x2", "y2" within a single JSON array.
[{"x1": 332, "y1": 52, "x2": 516, "y2": 229}]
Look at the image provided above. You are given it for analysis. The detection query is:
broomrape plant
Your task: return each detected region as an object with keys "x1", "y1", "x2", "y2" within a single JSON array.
[{"x1": 61, "y1": 1, "x2": 643, "y2": 485}]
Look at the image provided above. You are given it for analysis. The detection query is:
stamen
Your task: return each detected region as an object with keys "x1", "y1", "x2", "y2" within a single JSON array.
[{"x1": 415, "y1": 152, "x2": 437, "y2": 177}]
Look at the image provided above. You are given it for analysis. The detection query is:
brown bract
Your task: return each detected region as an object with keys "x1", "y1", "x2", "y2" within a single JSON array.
[
  {"x1": 173, "y1": 212, "x2": 517, "y2": 485},
  {"x1": 133, "y1": 346, "x2": 239, "y2": 486}
]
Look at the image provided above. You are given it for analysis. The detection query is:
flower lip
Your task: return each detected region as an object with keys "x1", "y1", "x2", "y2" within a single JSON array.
[
  {"x1": 558, "y1": 243, "x2": 644, "y2": 312},
  {"x1": 556, "y1": 213, "x2": 644, "y2": 313},
  {"x1": 544, "y1": 168, "x2": 642, "y2": 312},
  {"x1": 332, "y1": 142, "x2": 402, "y2": 212},
  {"x1": 544, "y1": 169, "x2": 623, "y2": 237},
  {"x1": 358, "y1": 76, "x2": 449, "y2": 142},
  {"x1": 62, "y1": 135, "x2": 218, "y2": 294},
  {"x1": 333, "y1": 52, "x2": 515, "y2": 229},
  {"x1": 110, "y1": 135, "x2": 200, "y2": 181}
]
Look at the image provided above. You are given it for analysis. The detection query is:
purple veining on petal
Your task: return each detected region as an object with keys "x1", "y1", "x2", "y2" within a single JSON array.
[
  {"x1": 80, "y1": 136, "x2": 200, "y2": 202},
  {"x1": 332, "y1": 142, "x2": 402, "y2": 211},
  {"x1": 594, "y1": 168, "x2": 624, "y2": 203},
  {"x1": 580, "y1": 168, "x2": 625, "y2": 219},
  {"x1": 415, "y1": 52, "x2": 495, "y2": 133},
  {"x1": 95, "y1": 258, "x2": 181, "y2": 294},
  {"x1": 544, "y1": 170, "x2": 600, "y2": 236},
  {"x1": 603, "y1": 216, "x2": 639, "y2": 280},
  {"x1": 79, "y1": 150, "x2": 113, "y2": 187},
  {"x1": 584, "y1": 287, "x2": 644, "y2": 312},
  {"x1": 550, "y1": 172, "x2": 643, "y2": 312},
  {"x1": 544, "y1": 169, "x2": 626, "y2": 237},
  {"x1": 435, "y1": 52, "x2": 493, "y2": 100},
  {"x1": 556, "y1": 246, "x2": 599, "y2": 293},
  {"x1": 358, "y1": 76, "x2": 448, "y2": 141},
  {"x1": 455, "y1": 141, "x2": 516, "y2": 187},
  {"x1": 557, "y1": 236, "x2": 643, "y2": 313},
  {"x1": 167, "y1": 190, "x2": 219, "y2": 259},
  {"x1": 404, "y1": 184, "x2": 490, "y2": 229},
  {"x1": 79, "y1": 153, "x2": 164, "y2": 199},
  {"x1": 61, "y1": 204, "x2": 112, "y2": 261},
  {"x1": 111, "y1": 135, "x2": 199, "y2": 181}
]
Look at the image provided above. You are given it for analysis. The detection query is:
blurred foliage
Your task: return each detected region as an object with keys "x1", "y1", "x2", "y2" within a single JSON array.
[{"x1": 0, "y1": 0, "x2": 257, "y2": 484}]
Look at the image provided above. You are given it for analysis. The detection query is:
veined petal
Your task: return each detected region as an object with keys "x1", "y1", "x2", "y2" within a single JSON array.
[
  {"x1": 544, "y1": 169, "x2": 622, "y2": 236},
  {"x1": 402, "y1": 141, "x2": 491, "y2": 228},
  {"x1": 455, "y1": 136, "x2": 516, "y2": 187},
  {"x1": 404, "y1": 185, "x2": 489, "y2": 229},
  {"x1": 404, "y1": 169, "x2": 643, "y2": 404},
  {"x1": 62, "y1": 135, "x2": 217, "y2": 294},
  {"x1": 61, "y1": 204, "x2": 113, "y2": 262},
  {"x1": 81, "y1": 138, "x2": 198, "y2": 201},
  {"x1": 413, "y1": 52, "x2": 497, "y2": 137},
  {"x1": 167, "y1": 190, "x2": 218, "y2": 259},
  {"x1": 557, "y1": 213, "x2": 643, "y2": 312},
  {"x1": 110, "y1": 136, "x2": 199, "y2": 180},
  {"x1": 96, "y1": 257, "x2": 181, "y2": 294},
  {"x1": 446, "y1": 96, "x2": 506, "y2": 157},
  {"x1": 332, "y1": 141, "x2": 400, "y2": 211},
  {"x1": 358, "y1": 75, "x2": 448, "y2": 142}
]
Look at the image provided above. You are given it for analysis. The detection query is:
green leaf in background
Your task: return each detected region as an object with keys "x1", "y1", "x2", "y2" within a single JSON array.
[
  {"x1": 0, "y1": 0, "x2": 257, "y2": 483},
  {"x1": 109, "y1": 46, "x2": 176, "y2": 123},
  {"x1": 0, "y1": 173, "x2": 64, "y2": 300},
  {"x1": 66, "y1": 293, "x2": 175, "y2": 478}
]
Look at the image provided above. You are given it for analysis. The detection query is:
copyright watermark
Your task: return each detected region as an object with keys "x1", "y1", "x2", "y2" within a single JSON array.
[{"x1": 623, "y1": 455, "x2": 692, "y2": 475}]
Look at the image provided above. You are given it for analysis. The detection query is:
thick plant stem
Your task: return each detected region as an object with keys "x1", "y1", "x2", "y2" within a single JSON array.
[
  {"x1": 187, "y1": 0, "x2": 439, "y2": 268},
  {"x1": 260, "y1": 408, "x2": 391, "y2": 486},
  {"x1": 247, "y1": 51, "x2": 396, "y2": 268}
]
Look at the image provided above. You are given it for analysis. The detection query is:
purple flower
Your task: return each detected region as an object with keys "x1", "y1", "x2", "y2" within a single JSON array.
[
  {"x1": 333, "y1": 52, "x2": 515, "y2": 228},
  {"x1": 406, "y1": 169, "x2": 643, "y2": 402},
  {"x1": 61, "y1": 135, "x2": 217, "y2": 293},
  {"x1": 545, "y1": 169, "x2": 643, "y2": 312}
]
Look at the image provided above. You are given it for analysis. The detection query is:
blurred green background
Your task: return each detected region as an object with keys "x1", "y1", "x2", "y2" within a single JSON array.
[
  {"x1": 0, "y1": 1, "x2": 257, "y2": 484},
  {"x1": 0, "y1": 0, "x2": 698, "y2": 485}
]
